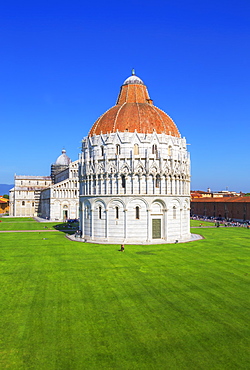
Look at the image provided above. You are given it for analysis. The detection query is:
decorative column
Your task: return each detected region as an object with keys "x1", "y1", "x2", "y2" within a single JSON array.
[
  {"x1": 80, "y1": 203, "x2": 84, "y2": 238},
  {"x1": 90, "y1": 207, "x2": 94, "y2": 240},
  {"x1": 104, "y1": 174, "x2": 108, "y2": 195},
  {"x1": 147, "y1": 208, "x2": 151, "y2": 242},
  {"x1": 139, "y1": 175, "x2": 141, "y2": 194},
  {"x1": 105, "y1": 208, "x2": 109, "y2": 241},
  {"x1": 180, "y1": 208, "x2": 183, "y2": 240},
  {"x1": 131, "y1": 175, "x2": 135, "y2": 195},
  {"x1": 164, "y1": 208, "x2": 169, "y2": 242},
  {"x1": 124, "y1": 208, "x2": 127, "y2": 241},
  {"x1": 117, "y1": 175, "x2": 121, "y2": 195},
  {"x1": 100, "y1": 175, "x2": 103, "y2": 195}
]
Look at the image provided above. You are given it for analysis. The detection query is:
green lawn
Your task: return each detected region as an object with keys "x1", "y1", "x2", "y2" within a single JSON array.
[
  {"x1": 190, "y1": 219, "x2": 215, "y2": 227},
  {"x1": 0, "y1": 217, "x2": 62, "y2": 231},
  {"x1": 0, "y1": 221, "x2": 249, "y2": 369}
]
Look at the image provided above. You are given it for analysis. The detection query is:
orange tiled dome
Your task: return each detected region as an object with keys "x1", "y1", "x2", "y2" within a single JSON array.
[{"x1": 89, "y1": 71, "x2": 180, "y2": 137}]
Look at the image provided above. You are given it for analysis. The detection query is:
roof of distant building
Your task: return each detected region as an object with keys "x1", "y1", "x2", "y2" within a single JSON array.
[{"x1": 191, "y1": 197, "x2": 250, "y2": 203}]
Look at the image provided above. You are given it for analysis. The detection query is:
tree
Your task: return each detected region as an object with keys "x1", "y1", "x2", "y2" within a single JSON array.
[{"x1": 3, "y1": 194, "x2": 9, "y2": 199}]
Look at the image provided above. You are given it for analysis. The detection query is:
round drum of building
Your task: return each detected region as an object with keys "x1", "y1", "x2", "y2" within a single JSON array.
[{"x1": 79, "y1": 71, "x2": 191, "y2": 244}]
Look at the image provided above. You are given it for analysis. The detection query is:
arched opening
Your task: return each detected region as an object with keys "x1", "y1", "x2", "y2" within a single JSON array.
[
  {"x1": 121, "y1": 175, "x2": 126, "y2": 188},
  {"x1": 134, "y1": 144, "x2": 139, "y2": 155},
  {"x1": 115, "y1": 206, "x2": 119, "y2": 219},
  {"x1": 152, "y1": 144, "x2": 157, "y2": 154},
  {"x1": 116, "y1": 144, "x2": 120, "y2": 155},
  {"x1": 173, "y1": 206, "x2": 177, "y2": 219},
  {"x1": 156, "y1": 175, "x2": 160, "y2": 188}
]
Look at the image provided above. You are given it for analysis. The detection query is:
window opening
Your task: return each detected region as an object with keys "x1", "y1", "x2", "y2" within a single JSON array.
[
  {"x1": 101, "y1": 146, "x2": 104, "y2": 156},
  {"x1": 121, "y1": 175, "x2": 126, "y2": 188},
  {"x1": 173, "y1": 206, "x2": 176, "y2": 219},
  {"x1": 116, "y1": 144, "x2": 120, "y2": 155},
  {"x1": 156, "y1": 175, "x2": 160, "y2": 188},
  {"x1": 134, "y1": 144, "x2": 139, "y2": 155},
  {"x1": 152, "y1": 144, "x2": 157, "y2": 154},
  {"x1": 115, "y1": 206, "x2": 119, "y2": 219},
  {"x1": 99, "y1": 206, "x2": 102, "y2": 219},
  {"x1": 135, "y1": 206, "x2": 140, "y2": 219}
]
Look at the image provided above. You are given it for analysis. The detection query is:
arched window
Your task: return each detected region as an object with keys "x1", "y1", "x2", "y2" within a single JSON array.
[
  {"x1": 116, "y1": 144, "x2": 120, "y2": 155},
  {"x1": 168, "y1": 146, "x2": 172, "y2": 156},
  {"x1": 121, "y1": 175, "x2": 126, "y2": 188},
  {"x1": 115, "y1": 206, "x2": 119, "y2": 219},
  {"x1": 134, "y1": 144, "x2": 139, "y2": 155},
  {"x1": 99, "y1": 206, "x2": 102, "y2": 219},
  {"x1": 135, "y1": 206, "x2": 140, "y2": 219},
  {"x1": 101, "y1": 146, "x2": 104, "y2": 156},
  {"x1": 173, "y1": 206, "x2": 176, "y2": 219},
  {"x1": 152, "y1": 144, "x2": 157, "y2": 154},
  {"x1": 156, "y1": 175, "x2": 160, "y2": 188},
  {"x1": 22, "y1": 201, "x2": 25, "y2": 206}
]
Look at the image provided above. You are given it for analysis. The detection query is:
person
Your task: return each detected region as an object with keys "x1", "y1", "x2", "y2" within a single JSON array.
[{"x1": 121, "y1": 244, "x2": 125, "y2": 252}]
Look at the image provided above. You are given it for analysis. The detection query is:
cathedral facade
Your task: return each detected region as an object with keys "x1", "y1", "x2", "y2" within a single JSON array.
[
  {"x1": 10, "y1": 150, "x2": 79, "y2": 221},
  {"x1": 79, "y1": 72, "x2": 191, "y2": 243}
]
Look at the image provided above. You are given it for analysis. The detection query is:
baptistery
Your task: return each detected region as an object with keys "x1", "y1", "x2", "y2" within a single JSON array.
[{"x1": 79, "y1": 71, "x2": 190, "y2": 243}]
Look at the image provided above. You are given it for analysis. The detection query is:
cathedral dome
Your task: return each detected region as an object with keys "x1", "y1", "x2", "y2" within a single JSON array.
[
  {"x1": 89, "y1": 71, "x2": 180, "y2": 137},
  {"x1": 55, "y1": 149, "x2": 71, "y2": 166}
]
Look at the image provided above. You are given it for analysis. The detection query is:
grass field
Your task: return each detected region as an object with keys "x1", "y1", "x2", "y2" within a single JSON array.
[
  {"x1": 190, "y1": 219, "x2": 216, "y2": 227},
  {"x1": 0, "y1": 219, "x2": 249, "y2": 369},
  {"x1": 0, "y1": 217, "x2": 61, "y2": 231}
]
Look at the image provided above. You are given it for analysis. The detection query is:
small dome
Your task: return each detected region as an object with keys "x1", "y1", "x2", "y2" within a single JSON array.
[
  {"x1": 123, "y1": 69, "x2": 144, "y2": 85},
  {"x1": 55, "y1": 149, "x2": 71, "y2": 166}
]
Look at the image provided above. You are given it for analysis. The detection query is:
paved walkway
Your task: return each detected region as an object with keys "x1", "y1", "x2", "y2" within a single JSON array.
[{"x1": 66, "y1": 233, "x2": 203, "y2": 244}]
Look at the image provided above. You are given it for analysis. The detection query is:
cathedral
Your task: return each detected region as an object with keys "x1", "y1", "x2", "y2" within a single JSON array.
[
  {"x1": 79, "y1": 71, "x2": 191, "y2": 243},
  {"x1": 9, "y1": 150, "x2": 79, "y2": 221}
]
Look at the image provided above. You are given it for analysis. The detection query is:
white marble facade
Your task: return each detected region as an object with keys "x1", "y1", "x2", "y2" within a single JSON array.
[
  {"x1": 9, "y1": 176, "x2": 52, "y2": 217},
  {"x1": 79, "y1": 131, "x2": 190, "y2": 243},
  {"x1": 10, "y1": 151, "x2": 79, "y2": 221},
  {"x1": 40, "y1": 159, "x2": 79, "y2": 221}
]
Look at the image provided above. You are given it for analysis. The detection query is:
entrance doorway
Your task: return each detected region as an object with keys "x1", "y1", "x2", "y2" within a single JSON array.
[
  {"x1": 63, "y1": 210, "x2": 68, "y2": 220},
  {"x1": 152, "y1": 219, "x2": 161, "y2": 239}
]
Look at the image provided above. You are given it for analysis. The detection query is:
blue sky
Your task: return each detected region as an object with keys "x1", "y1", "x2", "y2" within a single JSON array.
[{"x1": 1, "y1": 0, "x2": 250, "y2": 192}]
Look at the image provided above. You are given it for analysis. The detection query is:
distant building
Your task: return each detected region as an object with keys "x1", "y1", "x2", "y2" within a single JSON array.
[
  {"x1": 9, "y1": 150, "x2": 79, "y2": 220},
  {"x1": 191, "y1": 190, "x2": 212, "y2": 198},
  {"x1": 191, "y1": 197, "x2": 250, "y2": 221},
  {"x1": 191, "y1": 189, "x2": 243, "y2": 199},
  {"x1": 9, "y1": 176, "x2": 52, "y2": 217}
]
